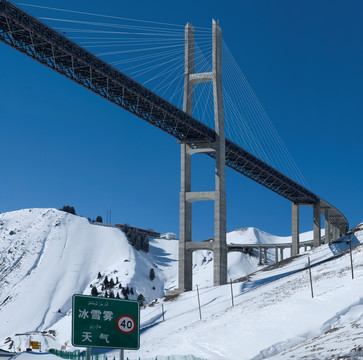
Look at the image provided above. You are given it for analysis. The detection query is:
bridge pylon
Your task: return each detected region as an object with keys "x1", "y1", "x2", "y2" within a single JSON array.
[{"x1": 178, "y1": 19, "x2": 227, "y2": 292}]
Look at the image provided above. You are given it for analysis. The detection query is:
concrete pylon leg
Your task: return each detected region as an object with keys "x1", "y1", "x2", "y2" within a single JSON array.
[
  {"x1": 178, "y1": 144, "x2": 192, "y2": 291},
  {"x1": 332, "y1": 224, "x2": 339, "y2": 241},
  {"x1": 291, "y1": 203, "x2": 300, "y2": 256},
  {"x1": 178, "y1": 22, "x2": 194, "y2": 292},
  {"x1": 212, "y1": 19, "x2": 227, "y2": 286},
  {"x1": 213, "y1": 186, "x2": 227, "y2": 286},
  {"x1": 313, "y1": 202, "x2": 321, "y2": 248},
  {"x1": 324, "y1": 210, "x2": 331, "y2": 244},
  {"x1": 339, "y1": 225, "x2": 343, "y2": 238},
  {"x1": 258, "y1": 247, "x2": 262, "y2": 265},
  {"x1": 280, "y1": 248, "x2": 284, "y2": 261},
  {"x1": 264, "y1": 248, "x2": 268, "y2": 263},
  {"x1": 275, "y1": 248, "x2": 278, "y2": 264}
]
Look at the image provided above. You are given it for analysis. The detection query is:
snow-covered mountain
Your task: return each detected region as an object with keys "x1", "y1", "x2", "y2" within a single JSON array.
[
  {"x1": 0, "y1": 208, "x2": 274, "y2": 351},
  {"x1": 0, "y1": 208, "x2": 177, "y2": 349},
  {"x1": 1, "y1": 208, "x2": 362, "y2": 359}
]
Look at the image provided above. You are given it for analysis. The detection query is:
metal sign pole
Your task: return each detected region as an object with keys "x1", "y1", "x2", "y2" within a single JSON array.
[
  {"x1": 230, "y1": 278, "x2": 234, "y2": 307},
  {"x1": 196, "y1": 285, "x2": 202, "y2": 320},
  {"x1": 120, "y1": 349, "x2": 124, "y2": 360},
  {"x1": 308, "y1": 257, "x2": 314, "y2": 299},
  {"x1": 349, "y1": 235, "x2": 354, "y2": 280},
  {"x1": 86, "y1": 348, "x2": 91, "y2": 360}
]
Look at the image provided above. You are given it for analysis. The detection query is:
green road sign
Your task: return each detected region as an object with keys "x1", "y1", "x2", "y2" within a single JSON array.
[{"x1": 72, "y1": 294, "x2": 140, "y2": 350}]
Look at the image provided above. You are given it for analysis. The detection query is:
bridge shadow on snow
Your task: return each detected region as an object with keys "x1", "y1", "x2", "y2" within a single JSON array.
[
  {"x1": 149, "y1": 240, "x2": 177, "y2": 266},
  {"x1": 329, "y1": 234, "x2": 360, "y2": 255},
  {"x1": 140, "y1": 312, "x2": 164, "y2": 334},
  {"x1": 239, "y1": 270, "x2": 300, "y2": 293}
]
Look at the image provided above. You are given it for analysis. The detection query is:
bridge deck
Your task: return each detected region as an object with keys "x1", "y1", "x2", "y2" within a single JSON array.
[
  {"x1": 228, "y1": 240, "x2": 314, "y2": 250},
  {"x1": 0, "y1": 0, "x2": 348, "y2": 229}
]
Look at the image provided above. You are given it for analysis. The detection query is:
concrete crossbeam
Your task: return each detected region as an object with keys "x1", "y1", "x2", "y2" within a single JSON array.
[
  {"x1": 189, "y1": 72, "x2": 213, "y2": 84},
  {"x1": 186, "y1": 191, "x2": 216, "y2": 203},
  {"x1": 186, "y1": 142, "x2": 216, "y2": 155},
  {"x1": 185, "y1": 242, "x2": 213, "y2": 251}
]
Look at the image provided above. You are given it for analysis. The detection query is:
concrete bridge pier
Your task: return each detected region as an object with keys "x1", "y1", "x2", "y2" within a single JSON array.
[
  {"x1": 178, "y1": 20, "x2": 227, "y2": 292},
  {"x1": 280, "y1": 247, "x2": 284, "y2": 262},
  {"x1": 275, "y1": 247, "x2": 279, "y2": 263},
  {"x1": 324, "y1": 210, "x2": 331, "y2": 244},
  {"x1": 292, "y1": 201, "x2": 322, "y2": 253},
  {"x1": 291, "y1": 203, "x2": 300, "y2": 256},
  {"x1": 179, "y1": 143, "x2": 193, "y2": 291},
  {"x1": 258, "y1": 247, "x2": 263, "y2": 265},
  {"x1": 313, "y1": 202, "x2": 321, "y2": 248},
  {"x1": 332, "y1": 223, "x2": 339, "y2": 241},
  {"x1": 264, "y1": 248, "x2": 268, "y2": 264}
]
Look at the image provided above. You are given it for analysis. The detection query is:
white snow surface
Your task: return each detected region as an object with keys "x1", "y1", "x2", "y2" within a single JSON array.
[{"x1": 1, "y1": 209, "x2": 363, "y2": 359}]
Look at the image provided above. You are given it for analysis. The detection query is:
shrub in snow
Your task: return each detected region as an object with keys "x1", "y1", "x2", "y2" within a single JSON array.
[
  {"x1": 149, "y1": 268, "x2": 155, "y2": 281},
  {"x1": 137, "y1": 294, "x2": 145, "y2": 306}
]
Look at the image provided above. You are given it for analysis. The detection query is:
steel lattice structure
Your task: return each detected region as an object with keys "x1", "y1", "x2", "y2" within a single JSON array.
[{"x1": 0, "y1": 0, "x2": 348, "y2": 230}]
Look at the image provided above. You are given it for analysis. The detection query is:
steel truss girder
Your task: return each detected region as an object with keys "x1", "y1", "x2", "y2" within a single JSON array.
[{"x1": 0, "y1": 0, "x2": 348, "y2": 230}]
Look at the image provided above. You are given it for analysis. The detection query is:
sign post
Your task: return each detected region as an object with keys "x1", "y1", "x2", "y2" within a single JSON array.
[{"x1": 72, "y1": 295, "x2": 140, "y2": 351}]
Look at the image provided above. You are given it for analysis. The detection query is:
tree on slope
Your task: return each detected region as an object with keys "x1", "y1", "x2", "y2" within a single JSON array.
[
  {"x1": 91, "y1": 286, "x2": 98, "y2": 297},
  {"x1": 59, "y1": 205, "x2": 76, "y2": 215}
]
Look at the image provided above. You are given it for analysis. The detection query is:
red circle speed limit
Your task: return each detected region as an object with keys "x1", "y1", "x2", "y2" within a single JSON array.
[{"x1": 117, "y1": 315, "x2": 136, "y2": 333}]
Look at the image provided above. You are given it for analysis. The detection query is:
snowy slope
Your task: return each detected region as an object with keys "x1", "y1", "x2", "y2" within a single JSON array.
[
  {"x1": 132, "y1": 228, "x2": 363, "y2": 360},
  {"x1": 0, "y1": 209, "x2": 179, "y2": 351},
  {"x1": 1, "y1": 209, "x2": 362, "y2": 359},
  {"x1": 0, "y1": 209, "x2": 279, "y2": 351}
]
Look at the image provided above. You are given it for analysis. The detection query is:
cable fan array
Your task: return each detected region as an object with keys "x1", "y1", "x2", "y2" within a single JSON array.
[{"x1": 19, "y1": 3, "x2": 309, "y2": 188}]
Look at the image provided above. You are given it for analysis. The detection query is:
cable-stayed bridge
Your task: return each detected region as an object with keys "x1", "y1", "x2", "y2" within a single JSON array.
[{"x1": 0, "y1": 0, "x2": 349, "y2": 290}]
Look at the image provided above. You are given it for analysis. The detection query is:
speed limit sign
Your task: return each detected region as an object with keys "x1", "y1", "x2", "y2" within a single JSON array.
[
  {"x1": 117, "y1": 315, "x2": 136, "y2": 333},
  {"x1": 72, "y1": 295, "x2": 139, "y2": 350}
]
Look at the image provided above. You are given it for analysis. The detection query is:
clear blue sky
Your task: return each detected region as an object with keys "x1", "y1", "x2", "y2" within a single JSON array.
[{"x1": 1, "y1": 0, "x2": 362, "y2": 239}]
